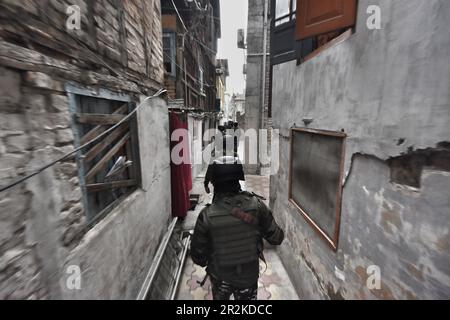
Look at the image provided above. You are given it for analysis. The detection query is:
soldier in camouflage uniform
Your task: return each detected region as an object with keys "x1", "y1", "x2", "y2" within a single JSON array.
[{"x1": 191, "y1": 156, "x2": 284, "y2": 300}]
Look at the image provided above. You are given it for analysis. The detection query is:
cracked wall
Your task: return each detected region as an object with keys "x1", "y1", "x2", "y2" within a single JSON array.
[
  {"x1": 271, "y1": 0, "x2": 450, "y2": 299},
  {"x1": 0, "y1": 0, "x2": 170, "y2": 299}
]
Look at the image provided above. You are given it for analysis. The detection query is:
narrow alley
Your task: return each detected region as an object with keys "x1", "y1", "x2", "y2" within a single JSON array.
[{"x1": 0, "y1": 0, "x2": 449, "y2": 302}]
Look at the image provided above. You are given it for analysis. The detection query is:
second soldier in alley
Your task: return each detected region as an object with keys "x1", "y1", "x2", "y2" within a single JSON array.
[{"x1": 191, "y1": 157, "x2": 284, "y2": 300}]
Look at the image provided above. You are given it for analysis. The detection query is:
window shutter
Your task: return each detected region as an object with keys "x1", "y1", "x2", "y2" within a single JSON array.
[{"x1": 296, "y1": 0, "x2": 358, "y2": 40}]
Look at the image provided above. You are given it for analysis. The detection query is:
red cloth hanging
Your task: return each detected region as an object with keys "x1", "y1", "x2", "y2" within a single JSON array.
[{"x1": 169, "y1": 111, "x2": 193, "y2": 218}]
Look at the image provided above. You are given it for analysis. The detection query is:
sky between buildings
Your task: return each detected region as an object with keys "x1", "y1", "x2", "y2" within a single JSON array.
[{"x1": 217, "y1": 0, "x2": 248, "y2": 97}]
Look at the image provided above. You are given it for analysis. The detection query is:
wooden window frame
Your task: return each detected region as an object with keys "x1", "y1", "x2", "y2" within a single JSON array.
[
  {"x1": 295, "y1": 0, "x2": 358, "y2": 40},
  {"x1": 295, "y1": 0, "x2": 358, "y2": 64},
  {"x1": 67, "y1": 84, "x2": 142, "y2": 225},
  {"x1": 288, "y1": 127, "x2": 346, "y2": 251},
  {"x1": 274, "y1": 0, "x2": 297, "y2": 26},
  {"x1": 163, "y1": 31, "x2": 177, "y2": 77}
]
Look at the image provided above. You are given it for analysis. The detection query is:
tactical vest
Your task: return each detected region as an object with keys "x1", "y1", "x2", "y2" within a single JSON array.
[{"x1": 205, "y1": 192, "x2": 261, "y2": 268}]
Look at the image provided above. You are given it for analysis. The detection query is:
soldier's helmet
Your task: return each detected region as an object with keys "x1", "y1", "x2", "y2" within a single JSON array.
[{"x1": 211, "y1": 156, "x2": 245, "y2": 185}]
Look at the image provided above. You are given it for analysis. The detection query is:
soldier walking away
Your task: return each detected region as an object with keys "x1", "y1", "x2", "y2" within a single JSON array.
[{"x1": 191, "y1": 158, "x2": 284, "y2": 300}]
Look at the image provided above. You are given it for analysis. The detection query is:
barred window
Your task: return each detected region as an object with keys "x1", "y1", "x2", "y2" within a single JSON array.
[{"x1": 68, "y1": 86, "x2": 141, "y2": 224}]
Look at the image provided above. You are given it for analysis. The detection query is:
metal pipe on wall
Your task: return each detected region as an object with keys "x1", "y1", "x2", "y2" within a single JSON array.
[
  {"x1": 136, "y1": 217, "x2": 179, "y2": 300},
  {"x1": 260, "y1": 0, "x2": 269, "y2": 172}
]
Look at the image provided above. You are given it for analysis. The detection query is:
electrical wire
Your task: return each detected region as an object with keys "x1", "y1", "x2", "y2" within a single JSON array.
[
  {"x1": 190, "y1": 35, "x2": 217, "y2": 55},
  {"x1": 171, "y1": 0, "x2": 188, "y2": 32},
  {"x1": 161, "y1": 6, "x2": 219, "y2": 20},
  {"x1": 170, "y1": 0, "x2": 218, "y2": 55},
  {"x1": 0, "y1": 89, "x2": 167, "y2": 194},
  {"x1": 193, "y1": 0, "x2": 208, "y2": 12}
]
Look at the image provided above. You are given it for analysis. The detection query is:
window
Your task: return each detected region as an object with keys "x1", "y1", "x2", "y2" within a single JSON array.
[
  {"x1": 163, "y1": 32, "x2": 176, "y2": 76},
  {"x1": 68, "y1": 86, "x2": 141, "y2": 224},
  {"x1": 275, "y1": 0, "x2": 296, "y2": 26},
  {"x1": 271, "y1": 0, "x2": 300, "y2": 65},
  {"x1": 289, "y1": 128, "x2": 346, "y2": 250},
  {"x1": 271, "y1": 0, "x2": 357, "y2": 66}
]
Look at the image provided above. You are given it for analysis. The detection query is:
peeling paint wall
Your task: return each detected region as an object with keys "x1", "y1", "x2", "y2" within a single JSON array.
[{"x1": 271, "y1": 0, "x2": 450, "y2": 299}]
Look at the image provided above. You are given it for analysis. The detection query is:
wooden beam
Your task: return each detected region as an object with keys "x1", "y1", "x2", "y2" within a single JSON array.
[
  {"x1": 76, "y1": 113, "x2": 127, "y2": 125},
  {"x1": 139, "y1": 0, "x2": 150, "y2": 77},
  {"x1": 114, "y1": 0, "x2": 128, "y2": 67},
  {"x1": 182, "y1": 79, "x2": 201, "y2": 97},
  {"x1": 85, "y1": 133, "x2": 130, "y2": 182},
  {"x1": 0, "y1": 40, "x2": 151, "y2": 94},
  {"x1": 86, "y1": 0, "x2": 98, "y2": 52},
  {"x1": 86, "y1": 180, "x2": 137, "y2": 193},
  {"x1": 81, "y1": 104, "x2": 128, "y2": 145},
  {"x1": 83, "y1": 123, "x2": 129, "y2": 164}
]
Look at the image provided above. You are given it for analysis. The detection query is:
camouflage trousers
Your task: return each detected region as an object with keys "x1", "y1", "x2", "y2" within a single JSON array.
[{"x1": 210, "y1": 277, "x2": 258, "y2": 300}]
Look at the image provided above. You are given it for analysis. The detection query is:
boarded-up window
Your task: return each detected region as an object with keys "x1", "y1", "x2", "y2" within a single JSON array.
[
  {"x1": 72, "y1": 93, "x2": 141, "y2": 223},
  {"x1": 296, "y1": 0, "x2": 358, "y2": 40},
  {"x1": 289, "y1": 128, "x2": 346, "y2": 250}
]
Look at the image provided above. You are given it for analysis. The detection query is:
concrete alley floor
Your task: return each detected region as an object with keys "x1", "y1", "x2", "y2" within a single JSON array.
[{"x1": 176, "y1": 173, "x2": 300, "y2": 300}]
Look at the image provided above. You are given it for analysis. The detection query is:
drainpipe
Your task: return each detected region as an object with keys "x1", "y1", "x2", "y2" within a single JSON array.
[
  {"x1": 260, "y1": 0, "x2": 269, "y2": 171},
  {"x1": 182, "y1": 35, "x2": 188, "y2": 108}
]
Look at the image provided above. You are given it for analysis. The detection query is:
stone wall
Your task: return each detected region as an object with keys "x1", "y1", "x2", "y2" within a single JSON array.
[
  {"x1": 0, "y1": 0, "x2": 169, "y2": 299},
  {"x1": 271, "y1": 0, "x2": 450, "y2": 299}
]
